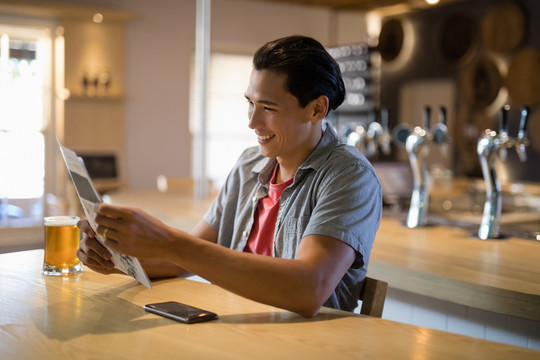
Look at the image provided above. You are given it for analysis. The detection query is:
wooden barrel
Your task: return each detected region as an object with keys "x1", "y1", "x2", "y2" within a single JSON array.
[
  {"x1": 439, "y1": 13, "x2": 476, "y2": 64},
  {"x1": 505, "y1": 48, "x2": 540, "y2": 106},
  {"x1": 481, "y1": 1, "x2": 527, "y2": 54},
  {"x1": 378, "y1": 19, "x2": 404, "y2": 62},
  {"x1": 459, "y1": 56, "x2": 502, "y2": 109}
]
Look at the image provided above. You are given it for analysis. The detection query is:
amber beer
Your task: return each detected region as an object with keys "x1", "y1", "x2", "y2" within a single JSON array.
[{"x1": 43, "y1": 216, "x2": 82, "y2": 276}]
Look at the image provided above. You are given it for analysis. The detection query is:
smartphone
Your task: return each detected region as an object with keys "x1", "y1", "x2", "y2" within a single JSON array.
[{"x1": 144, "y1": 301, "x2": 218, "y2": 324}]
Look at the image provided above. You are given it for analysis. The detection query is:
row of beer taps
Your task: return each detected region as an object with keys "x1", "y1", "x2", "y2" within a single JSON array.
[
  {"x1": 345, "y1": 108, "x2": 392, "y2": 159},
  {"x1": 343, "y1": 104, "x2": 530, "y2": 240}
]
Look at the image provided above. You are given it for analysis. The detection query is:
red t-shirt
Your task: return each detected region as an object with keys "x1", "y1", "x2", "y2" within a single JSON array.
[{"x1": 243, "y1": 165, "x2": 293, "y2": 256}]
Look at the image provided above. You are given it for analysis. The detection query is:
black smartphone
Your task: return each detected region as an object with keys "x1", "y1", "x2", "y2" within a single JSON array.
[{"x1": 144, "y1": 301, "x2": 218, "y2": 324}]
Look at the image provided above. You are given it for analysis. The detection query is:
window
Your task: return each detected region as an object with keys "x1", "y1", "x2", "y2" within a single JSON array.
[
  {"x1": 204, "y1": 53, "x2": 255, "y2": 188},
  {"x1": 0, "y1": 23, "x2": 53, "y2": 232}
]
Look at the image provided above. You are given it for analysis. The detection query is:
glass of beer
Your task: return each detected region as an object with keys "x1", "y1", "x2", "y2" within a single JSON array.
[{"x1": 42, "y1": 216, "x2": 82, "y2": 276}]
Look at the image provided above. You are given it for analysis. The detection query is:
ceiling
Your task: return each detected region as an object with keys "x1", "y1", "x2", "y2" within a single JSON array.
[{"x1": 253, "y1": 0, "x2": 431, "y2": 10}]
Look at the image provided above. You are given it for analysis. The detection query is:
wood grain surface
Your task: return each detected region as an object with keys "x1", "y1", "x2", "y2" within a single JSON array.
[
  {"x1": 369, "y1": 217, "x2": 540, "y2": 320},
  {"x1": 1, "y1": 250, "x2": 539, "y2": 359}
]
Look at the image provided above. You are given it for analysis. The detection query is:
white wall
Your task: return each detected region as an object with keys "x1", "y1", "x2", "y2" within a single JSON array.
[{"x1": 120, "y1": 0, "x2": 197, "y2": 189}]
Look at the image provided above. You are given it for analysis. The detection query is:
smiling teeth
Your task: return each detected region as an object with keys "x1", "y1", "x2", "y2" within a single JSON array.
[{"x1": 258, "y1": 134, "x2": 274, "y2": 140}]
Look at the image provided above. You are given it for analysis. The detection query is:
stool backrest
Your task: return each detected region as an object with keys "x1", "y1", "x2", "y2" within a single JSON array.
[{"x1": 359, "y1": 276, "x2": 388, "y2": 318}]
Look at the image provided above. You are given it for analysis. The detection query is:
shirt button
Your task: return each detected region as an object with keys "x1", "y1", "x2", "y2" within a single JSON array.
[{"x1": 242, "y1": 231, "x2": 249, "y2": 238}]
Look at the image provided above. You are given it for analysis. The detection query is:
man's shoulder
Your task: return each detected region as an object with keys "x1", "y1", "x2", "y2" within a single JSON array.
[
  {"x1": 227, "y1": 146, "x2": 268, "y2": 179},
  {"x1": 238, "y1": 146, "x2": 263, "y2": 160},
  {"x1": 236, "y1": 146, "x2": 265, "y2": 167},
  {"x1": 326, "y1": 143, "x2": 375, "y2": 172}
]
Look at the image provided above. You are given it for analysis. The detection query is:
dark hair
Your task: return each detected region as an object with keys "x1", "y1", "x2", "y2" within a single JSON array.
[{"x1": 253, "y1": 35, "x2": 345, "y2": 113}]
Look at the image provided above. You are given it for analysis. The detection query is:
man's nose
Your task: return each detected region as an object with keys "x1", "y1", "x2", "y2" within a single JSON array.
[{"x1": 248, "y1": 108, "x2": 262, "y2": 129}]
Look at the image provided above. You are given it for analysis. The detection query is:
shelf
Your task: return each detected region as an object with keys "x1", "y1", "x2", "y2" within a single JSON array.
[{"x1": 66, "y1": 94, "x2": 124, "y2": 102}]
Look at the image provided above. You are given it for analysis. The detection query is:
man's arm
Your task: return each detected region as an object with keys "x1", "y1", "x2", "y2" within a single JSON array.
[
  {"x1": 96, "y1": 203, "x2": 355, "y2": 317},
  {"x1": 140, "y1": 219, "x2": 219, "y2": 279},
  {"x1": 163, "y1": 231, "x2": 356, "y2": 317}
]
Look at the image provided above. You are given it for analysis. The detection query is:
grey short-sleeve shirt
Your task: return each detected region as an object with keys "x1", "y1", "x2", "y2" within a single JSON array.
[{"x1": 204, "y1": 125, "x2": 382, "y2": 311}]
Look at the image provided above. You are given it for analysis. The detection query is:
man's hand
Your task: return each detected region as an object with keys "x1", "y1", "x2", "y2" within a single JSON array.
[{"x1": 77, "y1": 219, "x2": 121, "y2": 275}]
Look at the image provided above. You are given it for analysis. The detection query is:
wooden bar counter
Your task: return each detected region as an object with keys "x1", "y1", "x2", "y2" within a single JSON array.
[
  {"x1": 369, "y1": 216, "x2": 540, "y2": 321},
  {"x1": 1, "y1": 250, "x2": 540, "y2": 359},
  {"x1": 106, "y1": 189, "x2": 540, "y2": 321}
]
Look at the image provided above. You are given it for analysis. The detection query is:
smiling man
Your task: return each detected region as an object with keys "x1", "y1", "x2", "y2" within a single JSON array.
[{"x1": 77, "y1": 35, "x2": 382, "y2": 317}]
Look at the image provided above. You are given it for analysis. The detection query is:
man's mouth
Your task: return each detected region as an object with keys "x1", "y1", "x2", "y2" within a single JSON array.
[{"x1": 258, "y1": 134, "x2": 275, "y2": 141}]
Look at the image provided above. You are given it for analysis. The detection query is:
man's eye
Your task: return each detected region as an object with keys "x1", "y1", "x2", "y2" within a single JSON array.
[{"x1": 264, "y1": 107, "x2": 275, "y2": 112}]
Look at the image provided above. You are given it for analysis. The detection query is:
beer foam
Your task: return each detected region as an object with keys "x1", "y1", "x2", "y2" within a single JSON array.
[{"x1": 44, "y1": 216, "x2": 80, "y2": 227}]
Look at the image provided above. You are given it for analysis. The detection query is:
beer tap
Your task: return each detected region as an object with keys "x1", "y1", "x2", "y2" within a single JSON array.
[
  {"x1": 432, "y1": 107, "x2": 450, "y2": 155},
  {"x1": 477, "y1": 105, "x2": 530, "y2": 240},
  {"x1": 498, "y1": 106, "x2": 510, "y2": 161},
  {"x1": 405, "y1": 105, "x2": 449, "y2": 228},
  {"x1": 405, "y1": 106, "x2": 431, "y2": 228},
  {"x1": 379, "y1": 108, "x2": 393, "y2": 156},
  {"x1": 516, "y1": 106, "x2": 529, "y2": 162},
  {"x1": 365, "y1": 108, "x2": 392, "y2": 158},
  {"x1": 346, "y1": 123, "x2": 367, "y2": 154}
]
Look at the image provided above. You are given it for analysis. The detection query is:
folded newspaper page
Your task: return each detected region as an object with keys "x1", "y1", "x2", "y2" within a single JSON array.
[{"x1": 58, "y1": 140, "x2": 152, "y2": 289}]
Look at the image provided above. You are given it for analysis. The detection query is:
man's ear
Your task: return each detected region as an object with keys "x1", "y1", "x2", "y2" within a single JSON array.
[{"x1": 311, "y1": 95, "x2": 329, "y2": 122}]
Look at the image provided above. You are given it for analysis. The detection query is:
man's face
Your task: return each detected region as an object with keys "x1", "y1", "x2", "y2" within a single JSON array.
[{"x1": 244, "y1": 69, "x2": 318, "y2": 163}]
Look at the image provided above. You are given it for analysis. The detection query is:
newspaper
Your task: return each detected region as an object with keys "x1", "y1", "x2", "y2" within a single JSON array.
[{"x1": 58, "y1": 140, "x2": 152, "y2": 289}]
